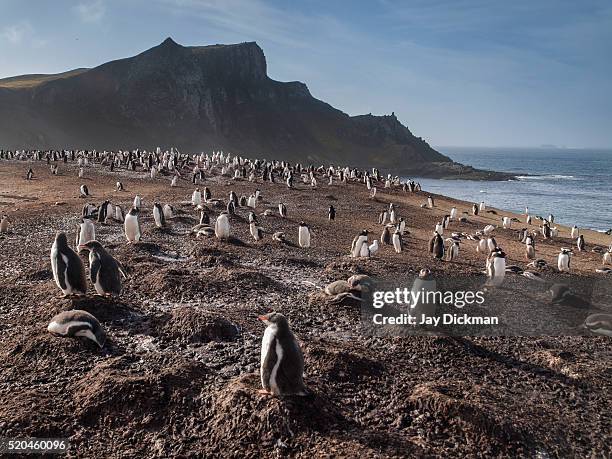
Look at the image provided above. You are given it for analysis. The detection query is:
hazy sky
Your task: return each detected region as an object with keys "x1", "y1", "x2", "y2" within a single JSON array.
[{"x1": 1, "y1": 0, "x2": 611, "y2": 148}]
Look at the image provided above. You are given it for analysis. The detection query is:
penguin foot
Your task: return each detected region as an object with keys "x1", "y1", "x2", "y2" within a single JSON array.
[{"x1": 257, "y1": 389, "x2": 272, "y2": 396}]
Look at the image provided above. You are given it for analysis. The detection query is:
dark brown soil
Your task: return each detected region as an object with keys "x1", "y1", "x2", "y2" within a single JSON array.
[{"x1": 0, "y1": 160, "x2": 610, "y2": 457}]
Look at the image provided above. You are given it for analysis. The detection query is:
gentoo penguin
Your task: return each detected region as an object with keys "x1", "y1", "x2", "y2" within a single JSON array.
[
  {"x1": 429, "y1": 231, "x2": 444, "y2": 260},
  {"x1": 278, "y1": 203, "x2": 287, "y2": 218},
  {"x1": 258, "y1": 312, "x2": 307, "y2": 396},
  {"x1": 351, "y1": 230, "x2": 368, "y2": 257},
  {"x1": 76, "y1": 218, "x2": 96, "y2": 249},
  {"x1": 450, "y1": 207, "x2": 457, "y2": 220},
  {"x1": 248, "y1": 211, "x2": 257, "y2": 224},
  {"x1": 97, "y1": 200, "x2": 109, "y2": 224},
  {"x1": 502, "y1": 216, "x2": 511, "y2": 229},
  {"x1": 199, "y1": 210, "x2": 210, "y2": 225},
  {"x1": 250, "y1": 221, "x2": 263, "y2": 241},
  {"x1": 163, "y1": 204, "x2": 174, "y2": 220},
  {"x1": 398, "y1": 218, "x2": 406, "y2": 234},
  {"x1": 328, "y1": 205, "x2": 336, "y2": 221},
  {"x1": 116, "y1": 181, "x2": 124, "y2": 192},
  {"x1": 0, "y1": 215, "x2": 10, "y2": 233},
  {"x1": 480, "y1": 201, "x2": 486, "y2": 212},
  {"x1": 603, "y1": 250, "x2": 612, "y2": 266},
  {"x1": 558, "y1": 248, "x2": 572, "y2": 272},
  {"x1": 369, "y1": 239, "x2": 379, "y2": 256},
  {"x1": 542, "y1": 222, "x2": 552, "y2": 239},
  {"x1": 192, "y1": 188, "x2": 202, "y2": 207},
  {"x1": 272, "y1": 231, "x2": 286, "y2": 242},
  {"x1": 427, "y1": 196, "x2": 434, "y2": 208},
  {"x1": 442, "y1": 215, "x2": 450, "y2": 229},
  {"x1": 576, "y1": 235, "x2": 585, "y2": 252},
  {"x1": 446, "y1": 239, "x2": 460, "y2": 262},
  {"x1": 51, "y1": 232, "x2": 87, "y2": 297},
  {"x1": 79, "y1": 184, "x2": 89, "y2": 198},
  {"x1": 526, "y1": 214, "x2": 532, "y2": 225},
  {"x1": 472, "y1": 203, "x2": 479, "y2": 216},
  {"x1": 525, "y1": 235, "x2": 536, "y2": 260},
  {"x1": 227, "y1": 201, "x2": 236, "y2": 215},
  {"x1": 389, "y1": 208, "x2": 397, "y2": 224},
  {"x1": 133, "y1": 195, "x2": 142, "y2": 209},
  {"x1": 410, "y1": 268, "x2": 437, "y2": 320},
  {"x1": 47, "y1": 310, "x2": 106, "y2": 348},
  {"x1": 215, "y1": 212, "x2": 230, "y2": 240},
  {"x1": 171, "y1": 176, "x2": 178, "y2": 187},
  {"x1": 378, "y1": 210, "x2": 388, "y2": 225},
  {"x1": 392, "y1": 229, "x2": 402, "y2": 253},
  {"x1": 124, "y1": 207, "x2": 141, "y2": 243},
  {"x1": 381, "y1": 226, "x2": 392, "y2": 245},
  {"x1": 115, "y1": 205, "x2": 124, "y2": 223},
  {"x1": 487, "y1": 236, "x2": 497, "y2": 252},
  {"x1": 359, "y1": 239, "x2": 370, "y2": 257},
  {"x1": 583, "y1": 314, "x2": 612, "y2": 337},
  {"x1": 153, "y1": 202, "x2": 166, "y2": 228},
  {"x1": 79, "y1": 240, "x2": 122, "y2": 296},
  {"x1": 487, "y1": 249, "x2": 506, "y2": 286},
  {"x1": 435, "y1": 222, "x2": 444, "y2": 235},
  {"x1": 298, "y1": 222, "x2": 311, "y2": 248},
  {"x1": 571, "y1": 225, "x2": 579, "y2": 239}
]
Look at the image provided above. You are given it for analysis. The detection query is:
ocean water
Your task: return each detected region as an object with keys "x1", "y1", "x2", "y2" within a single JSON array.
[{"x1": 409, "y1": 147, "x2": 612, "y2": 232}]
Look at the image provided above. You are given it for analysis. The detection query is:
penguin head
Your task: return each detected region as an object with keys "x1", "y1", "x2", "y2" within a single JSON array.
[
  {"x1": 55, "y1": 231, "x2": 69, "y2": 247},
  {"x1": 258, "y1": 312, "x2": 289, "y2": 329},
  {"x1": 418, "y1": 268, "x2": 432, "y2": 279},
  {"x1": 79, "y1": 240, "x2": 104, "y2": 253},
  {"x1": 129, "y1": 207, "x2": 139, "y2": 216}
]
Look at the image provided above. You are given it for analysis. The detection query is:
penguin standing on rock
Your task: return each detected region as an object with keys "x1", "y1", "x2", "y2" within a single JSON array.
[
  {"x1": 124, "y1": 207, "x2": 141, "y2": 243},
  {"x1": 78, "y1": 240, "x2": 123, "y2": 296},
  {"x1": 351, "y1": 230, "x2": 368, "y2": 257},
  {"x1": 47, "y1": 310, "x2": 106, "y2": 348},
  {"x1": 258, "y1": 312, "x2": 308, "y2": 396},
  {"x1": 429, "y1": 231, "x2": 444, "y2": 260},
  {"x1": 51, "y1": 232, "x2": 87, "y2": 297},
  {"x1": 298, "y1": 222, "x2": 311, "y2": 248},
  {"x1": 278, "y1": 203, "x2": 287, "y2": 218}
]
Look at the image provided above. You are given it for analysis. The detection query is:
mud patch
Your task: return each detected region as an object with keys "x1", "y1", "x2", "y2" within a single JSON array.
[{"x1": 306, "y1": 341, "x2": 384, "y2": 383}]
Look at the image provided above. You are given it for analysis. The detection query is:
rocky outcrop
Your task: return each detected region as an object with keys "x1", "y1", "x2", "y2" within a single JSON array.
[{"x1": 0, "y1": 38, "x2": 512, "y2": 179}]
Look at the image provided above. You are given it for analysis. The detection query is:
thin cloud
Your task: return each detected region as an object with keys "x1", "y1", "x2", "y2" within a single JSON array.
[
  {"x1": 2, "y1": 22, "x2": 33, "y2": 44},
  {"x1": 74, "y1": 0, "x2": 106, "y2": 23}
]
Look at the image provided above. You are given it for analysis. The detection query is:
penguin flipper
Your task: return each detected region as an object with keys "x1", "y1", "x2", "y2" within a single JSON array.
[
  {"x1": 55, "y1": 254, "x2": 68, "y2": 291},
  {"x1": 261, "y1": 336, "x2": 278, "y2": 391},
  {"x1": 90, "y1": 254, "x2": 101, "y2": 285}
]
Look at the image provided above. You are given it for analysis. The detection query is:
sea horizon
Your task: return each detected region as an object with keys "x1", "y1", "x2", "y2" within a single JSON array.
[{"x1": 408, "y1": 146, "x2": 612, "y2": 232}]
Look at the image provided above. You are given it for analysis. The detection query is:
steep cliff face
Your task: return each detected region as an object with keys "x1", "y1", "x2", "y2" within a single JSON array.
[{"x1": 0, "y1": 38, "x2": 511, "y2": 178}]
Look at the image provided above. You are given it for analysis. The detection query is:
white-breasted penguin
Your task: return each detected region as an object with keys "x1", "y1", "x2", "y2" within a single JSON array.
[
  {"x1": 571, "y1": 225, "x2": 579, "y2": 238},
  {"x1": 429, "y1": 231, "x2": 444, "y2": 260},
  {"x1": 351, "y1": 230, "x2": 368, "y2": 257},
  {"x1": 115, "y1": 205, "x2": 124, "y2": 222},
  {"x1": 392, "y1": 229, "x2": 402, "y2": 253},
  {"x1": 258, "y1": 312, "x2": 307, "y2": 396},
  {"x1": 0, "y1": 215, "x2": 8, "y2": 233},
  {"x1": 410, "y1": 268, "x2": 437, "y2": 320},
  {"x1": 133, "y1": 195, "x2": 142, "y2": 209},
  {"x1": 427, "y1": 196, "x2": 434, "y2": 208},
  {"x1": 576, "y1": 235, "x2": 585, "y2": 252},
  {"x1": 76, "y1": 218, "x2": 96, "y2": 250},
  {"x1": 79, "y1": 240, "x2": 123, "y2": 296},
  {"x1": 298, "y1": 222, "x2": 311, "y2": 248},
  {"x1": 446, "y1": 238, "x2": 460, "y2": 261},
  {"x1": 163, "y1": 204, "x2": 174, "y2": 220},
  {"x1": 153, "y1": 202, "x2": 166, "y2": 228},
  {"x1": 250, "y1": 221, "x2": 263, "y2": 241},
  {"x1": 278, "y1": 203, "x2": 287, "y2": 218},
  {"x1": 124, "y1": 207, "x2": 141, "y2": 243},
  {"x1": 381, "y1": 226, "x2": 392, "y2": 245},
  {"x1": 583, "y1": 314, "x2": 612, "y2": 337},
  {"x1": 487, "y1": 249, "x2": 506, "y2": 286},
  {"x1": 51, "y1": 232, "x2": 87, "y2": 296},
  {"x1": 603, "y1": 250, "x2": 612, "y2": 266},
  {"x1": 215, "y1": 212, "x2": 230, "y2": 240},
  {"x1": 192, "y1": 188, "x2": 202, "y2": 207},
  {"x1": 328, "y1": 205, "x2": 336, "y2": 221},
  {"x1": 558, "y1": 248, "x2": 572, "y2": 272},
  {"x1": 525, "y1": 234, "x2": 536, "y2": 260},
  {"x1": 47, "y1": 310, "x2": 106, "y2": 348},
  {"x1": 450, "y1": 207, "x2": 458, "y2": 220},
  {"x1": 79, "y1": 184, "x2": 89, "y2": 197}
]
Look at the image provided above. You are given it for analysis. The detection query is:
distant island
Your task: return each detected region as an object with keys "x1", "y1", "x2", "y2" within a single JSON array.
[{"x1": 0, "y1": 38, "x2": 513, "y2": 180}]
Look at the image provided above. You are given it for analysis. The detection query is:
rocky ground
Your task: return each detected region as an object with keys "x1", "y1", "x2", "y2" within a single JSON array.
[{"x1": 0, "y1": 160, "x2": 610, "y2": 458}]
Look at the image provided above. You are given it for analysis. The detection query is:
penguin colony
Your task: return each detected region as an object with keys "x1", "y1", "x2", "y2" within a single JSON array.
[{"x1": 2, "y1": 145, "x2": 611, "y2": 398}]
